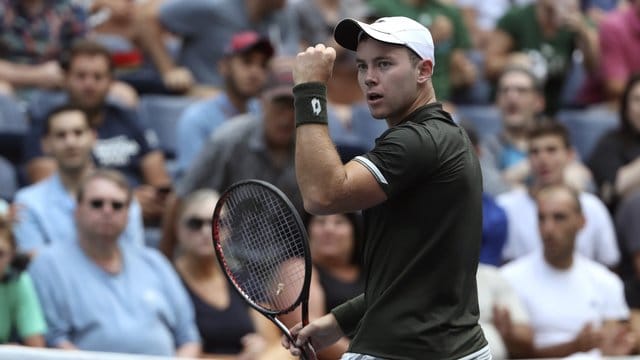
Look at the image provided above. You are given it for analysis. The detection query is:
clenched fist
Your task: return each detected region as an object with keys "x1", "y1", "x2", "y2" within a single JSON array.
[{"x1": 293, "y1": 44, "x2": 337, "y2": 85}]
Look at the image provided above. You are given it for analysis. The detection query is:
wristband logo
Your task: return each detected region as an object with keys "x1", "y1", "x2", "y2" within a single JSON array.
[{"x1": 311, "y1": 98, "x2": 322, "y2": 116}]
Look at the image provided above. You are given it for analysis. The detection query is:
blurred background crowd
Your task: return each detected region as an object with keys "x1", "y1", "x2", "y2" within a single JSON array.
[{"x1": 1, "y1": 0, "x2": 640, "y2": 359}]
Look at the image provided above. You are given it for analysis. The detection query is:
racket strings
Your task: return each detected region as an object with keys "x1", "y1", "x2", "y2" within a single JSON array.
[{"x1": 217, "y1": 184, "x2": 307, "y2": 313}]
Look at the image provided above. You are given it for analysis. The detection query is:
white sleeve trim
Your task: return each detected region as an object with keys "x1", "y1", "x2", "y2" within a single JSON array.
[{"x1": 354, "y1": 156, "x2": 388, "y2": 185}]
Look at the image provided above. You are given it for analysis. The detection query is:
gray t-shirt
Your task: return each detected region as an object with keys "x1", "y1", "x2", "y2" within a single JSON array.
[
  {"x1": 160, "y1": 0, "x2": 301, "y2": 86},
  {"x1": 176, "y1": 113, "x2": 302, "y2": 213}
]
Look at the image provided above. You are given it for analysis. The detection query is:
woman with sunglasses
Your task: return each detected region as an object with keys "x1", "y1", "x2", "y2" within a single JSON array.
[
  {"x1": 0, "y1": 208, "x2": 46, "y2": 347},
  {"x1": 173, "y1": 189, "x2": 286, "y2": 359}
]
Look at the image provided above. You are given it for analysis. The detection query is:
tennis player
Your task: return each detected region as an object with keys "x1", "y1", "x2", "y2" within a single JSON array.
[{"x1": 283, "y1": 16, "x2": 490, "y2": 359}]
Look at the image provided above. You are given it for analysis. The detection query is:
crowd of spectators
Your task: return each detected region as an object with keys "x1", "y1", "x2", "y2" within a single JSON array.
[{"x1": 1, "y1": 0, "x2": 640, "y2": 359}]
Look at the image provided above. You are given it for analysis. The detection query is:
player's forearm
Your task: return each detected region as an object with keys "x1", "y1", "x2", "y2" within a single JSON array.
[
  {"x1": 295, "y1": 125, "x2": 348, "y2": 214},
  {"x1": 294, "y1": 83, "x2": 348, "y2": 214}
]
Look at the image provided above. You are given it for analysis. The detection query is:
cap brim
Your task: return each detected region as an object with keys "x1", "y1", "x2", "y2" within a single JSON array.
[{"x1": 334, "y1": 18, "x2": 404, "y2": 52}]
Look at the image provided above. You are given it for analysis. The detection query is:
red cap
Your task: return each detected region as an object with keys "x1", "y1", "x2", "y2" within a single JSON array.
[{"x1": 224, "y1": 31, "x2": 275, "y2": 59}]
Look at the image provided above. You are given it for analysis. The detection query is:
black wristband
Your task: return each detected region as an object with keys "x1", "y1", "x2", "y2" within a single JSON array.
[{"x1": 293, "y1": 82, "x2": 329, "y2": 127}]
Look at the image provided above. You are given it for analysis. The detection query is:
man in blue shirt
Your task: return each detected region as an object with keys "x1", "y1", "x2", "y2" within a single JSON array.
[
  {"x1": 13, "y1": 105, "x2": 144, "y2": 254},
  {"x1": 175, "y1": 31, "x2": 274, "y2": 176},
  {"x1": 29, "y1": 169, "x2": 200, "y2": 356}
]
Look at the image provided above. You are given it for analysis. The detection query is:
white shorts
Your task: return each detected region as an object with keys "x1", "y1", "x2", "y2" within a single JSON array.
[{"x1": 341, "y1": 345, "x2": 492, "y2": 360}]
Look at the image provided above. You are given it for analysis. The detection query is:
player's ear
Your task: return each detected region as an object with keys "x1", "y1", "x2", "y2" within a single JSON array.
[{"x1": 416, "y1": 59, "x2": 433, "y2": 83}]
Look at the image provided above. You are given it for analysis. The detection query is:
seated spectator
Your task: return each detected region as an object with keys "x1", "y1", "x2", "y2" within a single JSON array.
[
  {"x1": 175, "y1": 31, "x2": 274, "y2": 176},
  {"x1": 138, "y1": 0, "x2": 302, "y2": 96},
  {"x1": 588, "y1": 73, "x2": 640, "y2": 211},
  {"x1": 501, "y1": 184, "x2": 634, "y2": 358},
  {"x1": 22, "y1": 40, "x2": 172, "y2": 224},
  {"x1": 476, "y1": 263, "x2": 533, "y2": 359},
  {"x1": 173, "y1": 189, "x2": 288, "y2": 359},
  {"x1": 580, "y1": 0, "x2": 640, "y2": 104},
  {"x1": 13, "y1": 105, "x2": 143, "y2": 255},
  {"x1": 497, "y1": 121, "x2": 618, "y2": 266},
  {"x1": 480, "y1": 66, "x2": 544, "y2": 194},
  {"x1": 72, "y1": 0, "x2": 181, "y2": 96},
  {"x1": 485, "y1": 0, "x2": 598, "y2": 114},
  {"x1": 367, "y1": 0, "x2": 478, "y2": 103},
  {"x1": 28, "y1": 169, "x2": 201, "y2": 356},
  {"x1": 0, "y1": 0, "x2": 139, "y2": 106},
  {"x1": 160, "y1": 69, "x2": 300, "y2": 258},
  {"x1": 0, "y1": 213, "x2": 46, "y2": 347},
  {"x1": 0, "y1": 0, "x2": 86, "y2": 98},
  {"x1": 282, "y1": 213, "x2": 365, "y2": 360}
]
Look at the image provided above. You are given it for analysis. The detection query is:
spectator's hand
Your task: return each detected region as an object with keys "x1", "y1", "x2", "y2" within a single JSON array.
[
  {"x1": 600, "y1": 323, "x2": 636, "y2": 356},
  {"x1": 563, "y1": 161, "x2": 593, "y2": 193},
  {"x1": 238, "y1": 333, "x2": 267, "y2": 360},
  {"x1": 35, "y1": 61, "x2": 64, "y2": 89},
  {"x1": 162, "y1": 67, "x2": 194, "y2": 92},
  {"x1": 134, "y1": 185, "x2": 165, "y2": 221},
  {"x1": 574, "y1": 323, "x2": 602, "y2": 353},
  {"x1": 293, "y1": 44, "x2": 336, "y2": 86},
  {"x1": 282, "y1": 313, "x2": 343, "y2": 358},
  {"x1": 493, "y1": 305, "x2": 514, "y2": 339}
]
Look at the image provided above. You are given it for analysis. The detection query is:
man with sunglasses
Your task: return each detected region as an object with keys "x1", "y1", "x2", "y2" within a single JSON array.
[
  {"x1": 28, "y1": 169, "x2": 201, "y2": 356},
  {"x1": 13, "y1": 104, "x2": 144, "y2": 255}
]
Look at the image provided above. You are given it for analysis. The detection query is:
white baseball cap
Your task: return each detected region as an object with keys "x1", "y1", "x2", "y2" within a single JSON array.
[{"x1": 334, "y1": 16, "x2": 435, "y2": 65}]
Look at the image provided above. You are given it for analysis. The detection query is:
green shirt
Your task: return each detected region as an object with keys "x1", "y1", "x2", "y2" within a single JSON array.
[
  {"x1": 367, "y1": 0, "x2": 472, "y2": 100},
  {"x1": 0, "y1": 271, "x2": 46, "y2": 343},
  {"x1": 497, "y1": 4, "x2": 577, "y2": 113},
  {"x1": 332, "y1": 103, "x2": 486, "y2": 359}
]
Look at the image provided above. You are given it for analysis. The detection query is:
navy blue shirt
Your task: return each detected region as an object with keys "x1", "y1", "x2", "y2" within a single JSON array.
[{"x1": 24, "y1": 96, "x2": 158, "y2": 186}]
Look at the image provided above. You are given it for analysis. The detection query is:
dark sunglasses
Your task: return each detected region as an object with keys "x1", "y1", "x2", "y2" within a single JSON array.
[
  {"x1": 88, "y1": 199, "x2": 126, "y2": 211},
  {"x1": 184, "y1": 217, "x2": 212, "y2": 231}
]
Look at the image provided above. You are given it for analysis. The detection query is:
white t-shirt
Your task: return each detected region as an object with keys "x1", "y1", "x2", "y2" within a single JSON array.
[
  {"x1": 500, "y1": 252, "x2": 629, "y2": 350},
  {"x1": 477, "y1": 264, "x2": 530, "y2": 360},
  {"x1": 497, "y1": 188, "x2": 619, "y2": 266}
]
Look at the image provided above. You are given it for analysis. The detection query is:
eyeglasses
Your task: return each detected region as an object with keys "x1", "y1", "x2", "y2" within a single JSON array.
[
  {"x1": 184, "y1": 217, "x2": 212, "y2": 231},
  {"x1": 88, "y1": 199, "x2": 126, "y2": 211}
]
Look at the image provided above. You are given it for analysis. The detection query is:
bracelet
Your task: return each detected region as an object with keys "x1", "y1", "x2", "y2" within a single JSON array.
[{"x1": 293, "y1": 82, "x2": 329, "y2": 127}]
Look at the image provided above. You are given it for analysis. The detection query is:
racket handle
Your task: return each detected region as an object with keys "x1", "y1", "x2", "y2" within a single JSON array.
[{"x1": 300, "y1": 342, "x2": 317, "y2": 360}]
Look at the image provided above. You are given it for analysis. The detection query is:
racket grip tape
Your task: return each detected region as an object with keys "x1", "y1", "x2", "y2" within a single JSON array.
[{"x1": 300, "y1": 342, "x2": 317, "y2": 360}]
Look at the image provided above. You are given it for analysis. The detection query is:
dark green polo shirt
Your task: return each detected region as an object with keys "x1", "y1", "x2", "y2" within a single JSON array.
[{"x1": 332, "y1": 103, "x2": 487, "y2": 359}]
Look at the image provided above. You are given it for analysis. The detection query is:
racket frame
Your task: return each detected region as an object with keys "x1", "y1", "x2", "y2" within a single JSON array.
[{"x1": 211, "y1": 179, "x2": 314, "y2": 357}]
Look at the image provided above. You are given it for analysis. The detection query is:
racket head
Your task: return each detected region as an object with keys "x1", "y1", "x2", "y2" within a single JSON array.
[{"x1": 212, "y1": 179, "x2": 312, "y2": 317}]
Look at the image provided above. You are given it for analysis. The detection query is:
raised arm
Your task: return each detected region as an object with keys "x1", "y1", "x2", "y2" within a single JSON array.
[{"x1": 293, "y1": 45, "x2": 386, "y2": 215}]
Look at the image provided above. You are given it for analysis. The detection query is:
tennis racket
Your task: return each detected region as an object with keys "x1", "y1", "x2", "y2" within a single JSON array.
[{"x1": 212, "y1": 179, "x2": 316, "y2": 360}]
